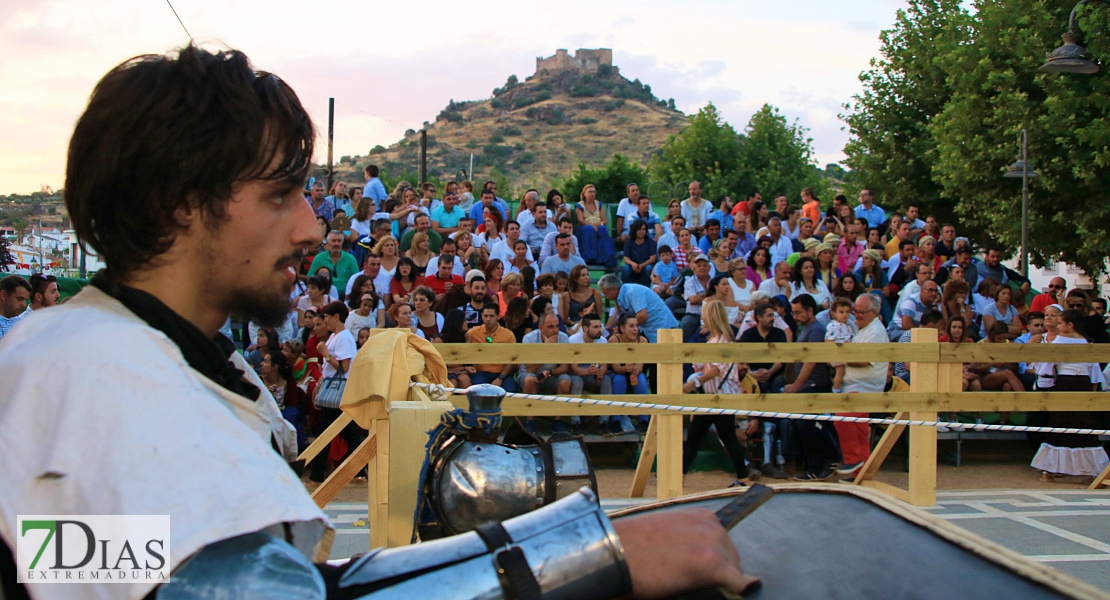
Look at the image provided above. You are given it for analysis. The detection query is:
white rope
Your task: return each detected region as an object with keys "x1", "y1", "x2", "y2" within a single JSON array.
[{"x1": 409, "y1": 382, "x2": 1110, "y2": 436}]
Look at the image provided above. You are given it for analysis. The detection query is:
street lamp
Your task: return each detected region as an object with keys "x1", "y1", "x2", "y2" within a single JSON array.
[
  {"x1": 1041, "y1": 0, "x2": 1106, "y2": 73},
  {"x1": 1002, "y1": 129, "x2": 1038, "y2": 278}
]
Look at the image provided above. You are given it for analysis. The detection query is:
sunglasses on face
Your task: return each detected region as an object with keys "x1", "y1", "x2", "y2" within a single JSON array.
[{"x1": 1048, "y1": 284, "x2": 1063, "y2": 289}]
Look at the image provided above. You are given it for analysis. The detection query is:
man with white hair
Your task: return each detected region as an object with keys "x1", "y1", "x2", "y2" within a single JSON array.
[{"x1": 836, "y1": 293, "x2": 888, "y2": 480}]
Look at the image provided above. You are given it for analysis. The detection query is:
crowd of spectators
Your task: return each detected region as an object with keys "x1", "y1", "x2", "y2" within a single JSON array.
[{"x1": 3, "y1": 170, "x2": 1107, "y2": 486}]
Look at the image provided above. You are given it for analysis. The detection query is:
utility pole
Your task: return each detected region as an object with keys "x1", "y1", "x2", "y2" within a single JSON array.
[
  {"x1": 420, "y1": 129, "x2": 427, "y2": 185},
  {"x1": 327, "y1": 98, "x2": 335, "y2": 192}
]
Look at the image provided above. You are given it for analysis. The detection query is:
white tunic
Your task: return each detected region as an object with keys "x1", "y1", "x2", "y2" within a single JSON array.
[{"x1": 0, "y1": 287, "x2": 330, "y2": 600}]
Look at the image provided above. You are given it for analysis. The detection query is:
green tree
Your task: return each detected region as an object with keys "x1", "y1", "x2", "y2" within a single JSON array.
[
  {"x1": 648, "y1": 103, "x2": 743, "y2": 200},
  {"x1": 841, "y1": 0, "x2": 970, "y2": 219},
  {"x1": 929, "y1": 0, "x2": 1110, "y2": 276},
  {"x1": 559, "y1": 154, "x2": 650, "y2": 205},
  {"x1": 11, "y1": 218, "x2": 27, "y2": 245},
  {"x1": 739, "y1": 104, "x2": 826, "y2": 202}
]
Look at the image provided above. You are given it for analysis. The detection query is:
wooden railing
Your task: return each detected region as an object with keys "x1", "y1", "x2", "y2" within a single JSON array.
[{"x1": 302, "y1": 329, "x2": 1110, "y2": 548}]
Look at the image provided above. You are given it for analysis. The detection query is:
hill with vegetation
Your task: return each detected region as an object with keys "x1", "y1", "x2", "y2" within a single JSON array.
[{"x1": 327, "y1": 64, "x2": 686, "y2": 194}]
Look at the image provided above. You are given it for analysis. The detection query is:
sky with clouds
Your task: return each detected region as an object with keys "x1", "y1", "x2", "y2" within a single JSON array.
[{"x1": 0, "y1": 0, "x2": 912, "y2": 195}]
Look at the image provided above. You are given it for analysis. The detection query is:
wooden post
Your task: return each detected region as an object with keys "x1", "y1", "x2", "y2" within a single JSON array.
[
  {"x1": 855, "y1": 412, "x2": 909, "y2": 484},
  {"x1": 1090, "y1": 461, "x2": 1110, "y2": 489},
  {"x1": 297, "y1": 413, "x2": 353, "y2": 464},
  {"x1": 629, "y1": 416, "x2": 658, "y2": 498},
  {"x1": 656, "y1": 329, "x2": 683, "y2": 499},
  {"x1": 908, "y1": 328, "x2": 939, "y2": 506},
  {"x1": 386, "y1": 399, "x2": 454, "y2": 546},
  {"x1": 311, "y1": 433, "x2": 377, "y2": 508},
  {"x1": 367, "y1": 417, "x2": 389, "y2": 548}
]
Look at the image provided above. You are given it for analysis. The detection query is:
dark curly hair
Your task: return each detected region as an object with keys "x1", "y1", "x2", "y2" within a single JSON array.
[{"x1": 65, "y1": 45, "x2": 315, "y2": 284}]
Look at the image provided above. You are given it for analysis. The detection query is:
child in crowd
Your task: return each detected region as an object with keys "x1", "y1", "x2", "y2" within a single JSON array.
[
  {"x1": 554, "y1": 271, "x2": 570, "y2": 294},
  {"x1": 652, "y1": 245, "x2": 680, "y2": 297},
  {"x1": 826, "y1": 297, "x2": 856, "y2": 393}
]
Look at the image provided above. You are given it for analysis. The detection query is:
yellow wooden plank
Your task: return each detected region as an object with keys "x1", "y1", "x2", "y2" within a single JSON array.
[
  {"x1": 433, "y1": 342, "x2": 1108, "y2": 364},
  {"x1": 855, "y1": 413, "x2": 908, "y2": 484},
  {"x1": 907, "y1": 328, "x2": 939, "y2": 507},
  {"x1": 297, "y1": 412, "x2": 354, "y2": 464},
  {"x1": 629, "y1": 415, "x2": 659, "y2": 498},
  {"x1": 387, "y1": 400, "x2": 454, "y2": 546},
  {"x1": 859, "y1": 479, "x2": 911, "y2": 503},
  {"x1": 372, "y1": 418, "x2": 390, "y2": 549},
  {"x1": 656, "y1": 330, "x2": 684, "y2": 500},
  {"x1": 445, "y1": 392, "x2": 1109, "y2": 416},
  {"x1": 311, "y1": 433, "x2": 376, "y2": 508},
  {"x1": 939, "y1": 343, "x2": 1108, "y2": 363}
]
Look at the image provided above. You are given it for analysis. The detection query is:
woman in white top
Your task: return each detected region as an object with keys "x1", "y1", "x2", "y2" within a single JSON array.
[
  {"x1": 789, "y1": 257, "x2": 832, "y2": 310},
  {"x1": 316, "y1": 302, "x2": 358, "y2": 386},
  {"x1": 296, "y1": 273, "x2": 334, "y2": 328},
  {"x1": 706, "y1": 275, "x2": 744, "y2": 326},
  {"x1": 412, "y1": 286, "x2": 445, "y2": 342},
  {"x1": 727, "y1": 258, "x2": 753, "y2": 315},
  {"x1": 349, "y1": 197, "x2": 375, "y2": 243},
  {"x1": 1030, "y1": 307, "x2": 1108, "y2": 482},
  {"x1": 681, "y1": 300, "x2": 752, "y2": 486},
  {"x1": 373, "y1": 235, "x2": 400, "y2": 275}
]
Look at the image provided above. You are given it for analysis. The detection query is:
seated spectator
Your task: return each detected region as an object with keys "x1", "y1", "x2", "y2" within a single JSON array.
[
  {"x1": 441, "y1": 308, "x2": 475, "y2": 388},
  {"x1": 423, "y1": 238, "x2": 466, "y2": 278},
  {"x1": 893, "y1": 309, "x2": 945, "y2": 383},
  {"x1": 569, "y1": 315, "x2": 623, "y2": 432},
  {"x1": 746, "y1": 247, "x2": 773, "y2": 286},
  {"x1": 758, "y1": 261, "x2": 792, "y2": 298},
  {"x1": 738, "y1": 302, "x2": 787, "y2": 393},
  {"x1": 464, "y1": 302, "x2": 519, "y2": 391},
  {"x1": 296, "y1": 274, "x2": 334, "y2": 328},
  {"x1": 656, "y1": 215, "x2": 686, "y2": 254},
  {"x1": 623, "y1": 194, "x2": 663, "y2": 242},
  {"x1": 789, "y1": 257, "x2": 831, "y2": 310},
  {"x1": 561, "y1": 265, "x2": 603, "y2": 332},
  {"x1": 785, "y1": 294, "x2": 842, "y2": 480},
  {"x1": 484, "y1": 259, "x2": 504, "y2": 297},
  {"x1": 672, "y1": 228, "x2": 698, "y2": 271},
  {"x1": 529, "y1": 295, "x2": 567, "y2": 334},
  {"x1": 505, "y1": 240, "x2": 538, "y2": 280},
  {"x1": 970, "y1": 322, "x2": 1024, "y2": 425},
  {"x1": 887, "y1": 279, "x2": 940, "y2": 341},
  {"x1": 454, "y1": 231, "x2": 480, "y2": 269},
  {"x1": 706, "y1": 274, "x2": 744, "y2": 326},
  {"x1": 941, "y1": 316, "x2": 981, "y2": 392},
  {"x1": 681, "y1": 254, "x2": 715, "y2": 341},
  {"x1": 496, "y1": 273, "x2": 525, "y2": 317},
  {"x1": 387, "y1": 303, "x2": 415, "y2": 333},
  {"x1": 412, "y1": 287, "x2": 444, "y2": 341},
  {"x1": 540, "y1": 218, "x2": 580, "y2": 264},
  {"x1": 502, "y1": 296, "x2": 534, "y2": 342},
  {"x1": 346, "y1": 292, "x2": 383, "y2": 335},
  {"x1": 980, "y1": 284, "x2": 1022, "y2": 340},
  {"x1": 541, "y1": 233, "x2": 586, "y2": 275},
  {"x1": 575, "y1": 184, "x2": 616, "y2": 267},
  {"x1": 519, "y1": 313, "x2": 573, "y2": 395},
  {"x1": 611, "y1": 314, "x2": 651, "y2": 404},
  {"x1": 245, "y1": 327, "x2": 280, "y2": 375},
  {"x1": 622, "y1": 220, "x2": 658, "y2": 286},
  {"x1": 535, "y1": 273, "x2": 561, "y2": 314},
  {"x1": 261, "y1": 351, "x2": 309, "y2": 452},
  {"x1": 652, "y1": 245, "x2": 680, "y2": 298},
  {"x1": 1064, "y1": 289, "x2": 1110, "y2": 344},
  {"x1": 835, "y1": 294, "x2": 888, "y2": 478},
  {"x1": 423, "y1": 254, "x2": 465, "y2": 301},
  {"x1": 282, "y1": 339, "x2": 321, "y2": 403},
  {"x1": 389, "y1": 257, "x2": 424, "y2": 309},
  {"x1": 598, "y1": 273, "x2": 679, "y2": 343}
]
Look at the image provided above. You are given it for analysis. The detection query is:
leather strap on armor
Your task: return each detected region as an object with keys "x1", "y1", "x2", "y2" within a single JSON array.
[{"x1": 475, "y1": 522, "x2": 542, "y2": 600}]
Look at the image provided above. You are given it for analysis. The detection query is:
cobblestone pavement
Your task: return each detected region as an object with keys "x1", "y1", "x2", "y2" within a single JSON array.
[{"x1": 325, "y1": 489, "x2": 1110, "y2": 588}]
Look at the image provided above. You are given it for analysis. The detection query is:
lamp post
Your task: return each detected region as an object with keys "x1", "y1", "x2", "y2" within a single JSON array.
[
  {"x1": 1041, "y1": 0, "x2": 1108, "y2": 73},
  {"x1": 1002, "y1": 129, "x2": 1038, "y2": 278}
]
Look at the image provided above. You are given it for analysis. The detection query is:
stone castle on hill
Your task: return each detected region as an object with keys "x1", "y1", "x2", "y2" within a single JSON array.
[{"x1": 535, "y1": 48, "x2": 613, "y2": 75}]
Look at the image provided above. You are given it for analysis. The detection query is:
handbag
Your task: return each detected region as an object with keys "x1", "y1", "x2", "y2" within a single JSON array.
[{"x1": 313, "y1": 360, "x2": 347, "y2": 410}]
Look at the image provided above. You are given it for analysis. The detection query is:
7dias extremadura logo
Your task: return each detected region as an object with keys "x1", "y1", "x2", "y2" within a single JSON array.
[{"x1": 17, "y1": 515, "x2": 170, "y2": 584}]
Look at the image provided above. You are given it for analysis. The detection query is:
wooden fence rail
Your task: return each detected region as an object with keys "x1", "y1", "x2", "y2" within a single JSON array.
[{"x1": 313, "y1": 330, "x2": 1110, "y2": 549}]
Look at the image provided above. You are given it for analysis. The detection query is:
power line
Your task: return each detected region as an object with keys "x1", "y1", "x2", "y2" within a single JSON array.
[{"x1": 164, "y1": 0, "x2": 194, "y2": 42}]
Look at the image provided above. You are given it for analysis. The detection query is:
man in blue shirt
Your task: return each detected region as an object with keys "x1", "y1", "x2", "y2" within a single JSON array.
[
  {"x1": 469, "y1": 188, "x2": 508, "y2": 223},
  {"x1": 430, "y1": 190, "x2": 466, "y2": 237},
  {"x1": 599, "y1": 273, "x2": 679, "y2": 343},
  {"x1": 481, "y1": 180, "x2": 511, "y2": 214},
  {"x1": 541, "y1": 233, "x2": 586, "y2": 275},
  {"x1": 853, "y1": 188, "x2": 886, "y2": 230},
  {"x1": 696, "y1": 219, "x2": 722, "y2": 254},
  {"x1": 362, "y1": 164, "x2": 388, "y2": 210},
  {"x1": 520, "y1": 201, "x2": 557, "y2": 257},
  {"x1": 621, "y1": 195, "x2": 662, "y2": 243}
]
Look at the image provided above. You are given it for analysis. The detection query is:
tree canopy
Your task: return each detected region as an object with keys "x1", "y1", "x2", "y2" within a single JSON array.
[
  {"x1": 649, "y1": 103, "x2": 825, "y2": 203},
  {"x1": 843, "y1": 0, "x2": 1110, "y2": 277},
  {"x1": 558, "y1": 154, "x2": 650, "y2": 204}
]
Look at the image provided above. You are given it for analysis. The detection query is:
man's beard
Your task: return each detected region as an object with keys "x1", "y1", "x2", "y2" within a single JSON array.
[
  {"x1": 227, "y1": 250, "x2": 302, "y2": 327},
  {"x1": 228, "y1": 287, "x2": 293, "y2": 328},
  {"x1": 473, "y1": 292, "x2": 486, "y2": 303}
]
